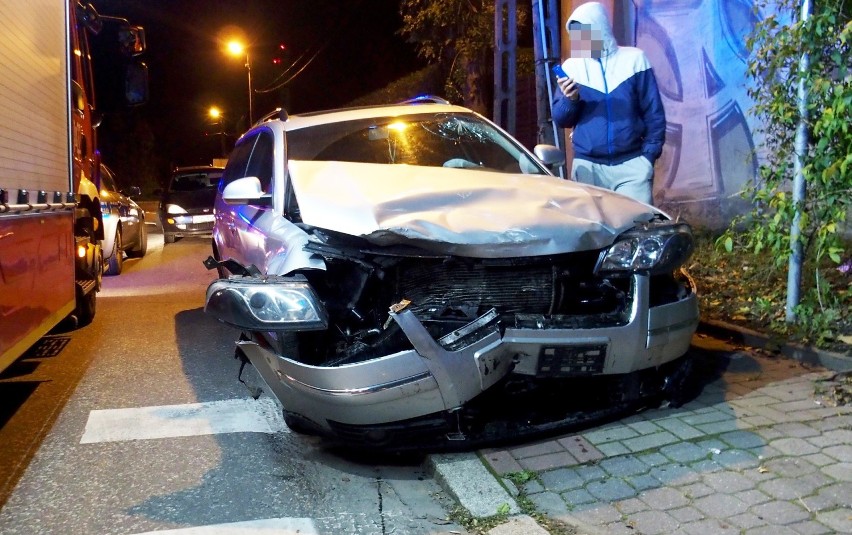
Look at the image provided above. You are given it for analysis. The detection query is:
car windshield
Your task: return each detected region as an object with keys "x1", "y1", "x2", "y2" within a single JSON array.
[
  {"x1": 170, "y1": 171, "x2": 222, "y2": 191},
  {"x1": 286, "y1": 112, "x2": 548, "y2": 174},
  {"x1": 100, "y1": 167, "x2": 117, "y2": 192}
]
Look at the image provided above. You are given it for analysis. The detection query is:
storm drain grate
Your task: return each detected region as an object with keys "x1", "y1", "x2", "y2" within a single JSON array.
[{"x1": 23, "y1": 336, "x2": 71, "y2": 358}]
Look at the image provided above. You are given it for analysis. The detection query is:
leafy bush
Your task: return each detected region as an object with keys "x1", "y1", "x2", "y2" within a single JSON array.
[
  {"x1": 719, "y1": 0, "x2": 851, "y2": 342},
  {"x1": 691, "y1": 229, "x2": 850, "y2": 350}
]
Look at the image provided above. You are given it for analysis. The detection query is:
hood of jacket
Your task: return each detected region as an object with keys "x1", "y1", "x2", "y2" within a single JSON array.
[{"x1": 567, "y1": 2, "x2": 618, "y2": 58}]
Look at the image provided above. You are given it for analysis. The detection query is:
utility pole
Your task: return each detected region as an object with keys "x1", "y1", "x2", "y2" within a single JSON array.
[
  {"x1": 786, "y1": 0, "x2": 812, "y2": 323},
  {"x1": 494, "y1": 0, "x2": 518, "y2": 136}
]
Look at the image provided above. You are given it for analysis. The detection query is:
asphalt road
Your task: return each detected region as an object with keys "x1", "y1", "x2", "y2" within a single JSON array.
[{"x1": 0, "y1": 228, "x2": 468, "y2": 535}]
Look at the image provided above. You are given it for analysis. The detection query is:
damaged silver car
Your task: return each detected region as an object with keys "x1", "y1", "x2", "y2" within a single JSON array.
[{"x1": 204, "y1": 98, "x2": 699, "y2": 450}]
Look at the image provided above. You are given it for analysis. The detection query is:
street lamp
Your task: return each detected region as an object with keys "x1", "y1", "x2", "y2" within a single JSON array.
[
  {"x1": 208, "y1": 106, "x2": 227, "y2": 156},
  {"x1": 226, "y1": 40, "x2": 253, "y2": 124}
]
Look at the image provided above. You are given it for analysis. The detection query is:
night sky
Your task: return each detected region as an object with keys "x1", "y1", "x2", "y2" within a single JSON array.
[{"x1": 89, "y1": 0, "x2": 424, "y2": 175}]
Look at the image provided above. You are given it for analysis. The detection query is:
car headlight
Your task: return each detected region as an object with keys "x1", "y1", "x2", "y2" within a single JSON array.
[
  {"x1": 166, "y1": 204, "x2": 187, "y2": 214},
  {"x1": 205, "y1": 275, "x2": 328, "y2": 331},
  {"x1": 595, "y1": 221, "x2": 694, "y2": 277}
]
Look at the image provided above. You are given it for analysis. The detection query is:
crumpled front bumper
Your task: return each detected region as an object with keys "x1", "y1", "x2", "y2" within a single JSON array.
[{"x1": 233, "y1": 273, "x2": 698, "y2": 433}]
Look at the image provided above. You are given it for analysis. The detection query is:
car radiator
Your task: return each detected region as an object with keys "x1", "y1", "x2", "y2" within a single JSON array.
[{"x1": 393, "y1": 255, "x2": 627, "y2": 320}]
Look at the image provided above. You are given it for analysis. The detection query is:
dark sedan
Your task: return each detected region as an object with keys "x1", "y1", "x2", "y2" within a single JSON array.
[{"x1": 158, "y1": 165, "x2": 224, "y2": 244}]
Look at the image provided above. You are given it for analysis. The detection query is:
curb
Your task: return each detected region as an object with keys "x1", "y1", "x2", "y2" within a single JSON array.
[
  {"x1": 429, "y1": 321, "x2": 851, "y2": 532},
  {"x1": 427, "y1": 452, "x2": 520, "y2": 518},
  {"x1": 697, "y1": 318, "x2": 852, "y2": 372}
]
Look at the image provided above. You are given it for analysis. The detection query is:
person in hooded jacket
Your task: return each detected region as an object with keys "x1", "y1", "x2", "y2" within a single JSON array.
[{"x1": 552, "y1": 2, "x2": 665, "y2": 205}]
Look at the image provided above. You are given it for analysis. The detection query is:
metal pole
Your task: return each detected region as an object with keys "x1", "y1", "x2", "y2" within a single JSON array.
[
  {"x1": 535, "y1": 0, "x2": 561, "y2": 150},
  {"x1": 246, "y1": 52, "x2": 253, "y2": 125},
  {"x1": 531, "y1": 0, "x2": 564, "y2": 178},
  {"x1": 493, "y1": 0, "x2": 517, "y2": 135},
  {"x1": 785, "y1": 0, "x2": 812, "y2": 323}
]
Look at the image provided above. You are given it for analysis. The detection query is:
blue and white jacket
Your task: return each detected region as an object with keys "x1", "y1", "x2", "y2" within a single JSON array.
[{"x1": 552, "y1": 2, "x2": 666, "y2": 166}]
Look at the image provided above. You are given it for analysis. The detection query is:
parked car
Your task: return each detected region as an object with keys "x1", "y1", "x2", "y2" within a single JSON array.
[
  {"x1": 204, "y1": 98, "x2": 699, "y2": 450},
  {"x1": 99, "y1": 164, "x2": 147, "y2": 276},
  {"x1": 158, "y1": 165, "x2": 224, "y2": 243}
]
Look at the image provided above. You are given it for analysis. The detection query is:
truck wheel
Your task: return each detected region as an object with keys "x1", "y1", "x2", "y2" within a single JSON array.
[
  {"x1": 105, "y1": 228, "x2": 123, "y2": 275},
  {"x1": 164, "y1": 232, "x2": 175, "y2": 244},
  {"x1": 74, "y1": 283, "x2": 97, "y2": 327}
]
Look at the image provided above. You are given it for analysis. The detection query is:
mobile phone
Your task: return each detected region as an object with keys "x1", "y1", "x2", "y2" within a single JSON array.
[{"x1": 552, "y1": 64, "x2": 568, "y2": 79}]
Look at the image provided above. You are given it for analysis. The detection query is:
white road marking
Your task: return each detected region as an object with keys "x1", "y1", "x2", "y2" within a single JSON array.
[
  {"x1": 129, "y1": 517, "x2": 318, "y2": 534},
  {"x1": 80, "y1": 398, "x2": 287, "y2": 444}
]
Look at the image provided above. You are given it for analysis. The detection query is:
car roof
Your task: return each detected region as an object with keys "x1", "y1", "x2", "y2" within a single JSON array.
[
  {"x1": 172, "y1": 165, "x2": 224, "y2": 173},
  {"x1": 257, "y1": 102, "x2": 476, "y2": 133}
]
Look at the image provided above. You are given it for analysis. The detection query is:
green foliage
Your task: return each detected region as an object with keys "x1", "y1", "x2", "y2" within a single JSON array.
[
  {"x1": 99, "y1": 110, "x2": 163, "y2": 196},
  {"x1": 345, "y1": 66, "x2": 444, "y2": 107},
  {"x1": 699, "y1": 229, "x2": 850, "y2": 349},
  {"x1": 504, "y1": 470, "x2": 537, "y2": 485},
  {"x1": 725, "y1": 0, "x2": 852, "y2": 338},
  {"x1": 398, "y1": 0, "x2": 530, "y2": 111}
]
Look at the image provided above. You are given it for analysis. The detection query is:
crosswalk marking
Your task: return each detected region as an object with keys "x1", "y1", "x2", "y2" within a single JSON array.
[
  {"x1": 129, "y1": 517, "x2": 318, "y2": 534},
  {"x1": 80, "y1": 398, "x2": 287, "y2": 444}
]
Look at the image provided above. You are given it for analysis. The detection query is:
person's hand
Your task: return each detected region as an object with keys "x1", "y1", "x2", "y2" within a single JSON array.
[{"x1": 557, "y1": 77, "x2": 580, "y2": 101}]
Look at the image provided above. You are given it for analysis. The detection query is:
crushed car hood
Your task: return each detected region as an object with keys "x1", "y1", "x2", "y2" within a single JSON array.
[{"x1": 288, "y1": 160, "x2": 661, "y2": 257}]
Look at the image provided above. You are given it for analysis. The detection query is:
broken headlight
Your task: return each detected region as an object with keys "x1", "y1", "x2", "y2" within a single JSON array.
[
  {"x1": 594, "y1": 222, "x2": 694, "y2": 277},
  {"x1": 205, "y1": 275, "x2": 328, "y2": 331}
]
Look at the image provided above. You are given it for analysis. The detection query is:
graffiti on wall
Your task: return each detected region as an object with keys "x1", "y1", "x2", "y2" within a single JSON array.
[{"x1": 635, "y1": 0, "x2": 768, "y2": 226}]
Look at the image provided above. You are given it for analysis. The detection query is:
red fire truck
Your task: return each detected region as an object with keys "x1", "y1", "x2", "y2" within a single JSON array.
[{"x1": 0, "y1": 1, "x2": 147, "y2": 372}]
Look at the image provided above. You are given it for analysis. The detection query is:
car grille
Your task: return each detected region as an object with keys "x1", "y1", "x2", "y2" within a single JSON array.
[
  {"x1": 399, "y1": 261, "x2": 553, "y2": 315},
  {"x1": 393, "y1": 252, "x2": 629, "y2": 321}
]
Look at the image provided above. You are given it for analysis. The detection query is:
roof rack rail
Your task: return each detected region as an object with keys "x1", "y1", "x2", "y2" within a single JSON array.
[
  {"x1": 253, "y1": 107, "x2": 289, "y2": 126},
  {"x1": 400, "y1": 95, "x2": 450, "y2": 105}
]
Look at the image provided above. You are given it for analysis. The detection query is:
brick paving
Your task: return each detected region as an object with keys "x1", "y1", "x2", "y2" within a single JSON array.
[{"x1": 480, "y1": 334, "x2": 852, "y2": 534}]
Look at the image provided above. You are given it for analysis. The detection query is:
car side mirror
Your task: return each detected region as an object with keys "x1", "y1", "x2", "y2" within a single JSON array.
[
  {"x1": 222, "y1": 176, "x2": 272, "y2": 206},
  {"x1": 124, "y1": 186, "x2": 142, "y2": 198},
  {"x1": 533, "y1": 144, "x2": 566, "y2": 167}
]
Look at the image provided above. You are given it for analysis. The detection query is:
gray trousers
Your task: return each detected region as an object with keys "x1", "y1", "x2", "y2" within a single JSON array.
[{"x1": 571, "y1": 155, "x2": 654, "y2": 205}]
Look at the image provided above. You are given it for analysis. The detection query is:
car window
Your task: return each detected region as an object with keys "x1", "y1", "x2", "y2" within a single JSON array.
[
  {"x1": 245, "y1": 131, "x2": 274, "y2": 191},
  {"x1": 286, "y1": 112, "x2": 546, "y2": 174},
  {"x1": 220, "y1": 129, "x2": 274, "y2": 192},
  {"x1": 170, "y1": 170, "x2": 221, "y2": 191},
  {"x1": 100, "y1": 166, "x2": 117, "y2": 192}
]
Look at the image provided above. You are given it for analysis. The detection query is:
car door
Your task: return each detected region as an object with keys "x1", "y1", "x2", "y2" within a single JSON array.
[{"x1": 214, "y1": 129, "x2": 276, "y2": 272}]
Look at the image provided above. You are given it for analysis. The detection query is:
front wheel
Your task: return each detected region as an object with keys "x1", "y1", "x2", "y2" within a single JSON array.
[
  {"x1": 164, "y1": 232, "x2": 176, "y2": 244},
  {"x1": 126, "y1": 225, "x2": 147, "y2": 258},
  {"x1": 283, "y1": 411, "x2": 320, "y2": 435},
  {"x1": 105, "y1": 228, "x2": 123, "y2": 276}
]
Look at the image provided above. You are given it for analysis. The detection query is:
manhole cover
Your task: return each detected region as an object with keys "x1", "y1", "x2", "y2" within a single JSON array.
[{"x1": 23, "y1": 336, "x2": 71, "y2": 358}]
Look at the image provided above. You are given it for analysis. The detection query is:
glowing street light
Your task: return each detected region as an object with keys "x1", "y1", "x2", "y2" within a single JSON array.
[
  {"x1": 208, "y1": 106, "x2": 226, "y2": 156},
  {"x1": 225, "y1": 39, "x2": 253, "y2": 124}
]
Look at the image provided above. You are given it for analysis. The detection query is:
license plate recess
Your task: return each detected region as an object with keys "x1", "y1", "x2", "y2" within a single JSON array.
[{"x1": 537, "y1": 344, "x2": 607, "y2": 377}]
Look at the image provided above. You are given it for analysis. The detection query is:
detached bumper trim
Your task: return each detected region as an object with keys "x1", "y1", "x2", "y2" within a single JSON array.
[{"x1": 279, "y1": 370, "x2": 433, "y2": 396}]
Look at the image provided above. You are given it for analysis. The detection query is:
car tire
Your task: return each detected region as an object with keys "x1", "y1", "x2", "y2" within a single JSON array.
[
  {"x1": 283, "y1": 411, "x2": 319, "y2": 435},
  {"x1": 126, "y1": 225, "x2": 147, "y2": 258},
  {"x1": 164, "y1": 232, "x2": 176, "y2": 244},
  {"x1": 105, "y1": 228, "x2": 123, "y2": 276}
]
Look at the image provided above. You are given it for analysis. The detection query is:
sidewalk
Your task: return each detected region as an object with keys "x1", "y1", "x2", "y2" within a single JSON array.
[{"x1": 430, "y1": 322, "x2": 852, "y2": 534}]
